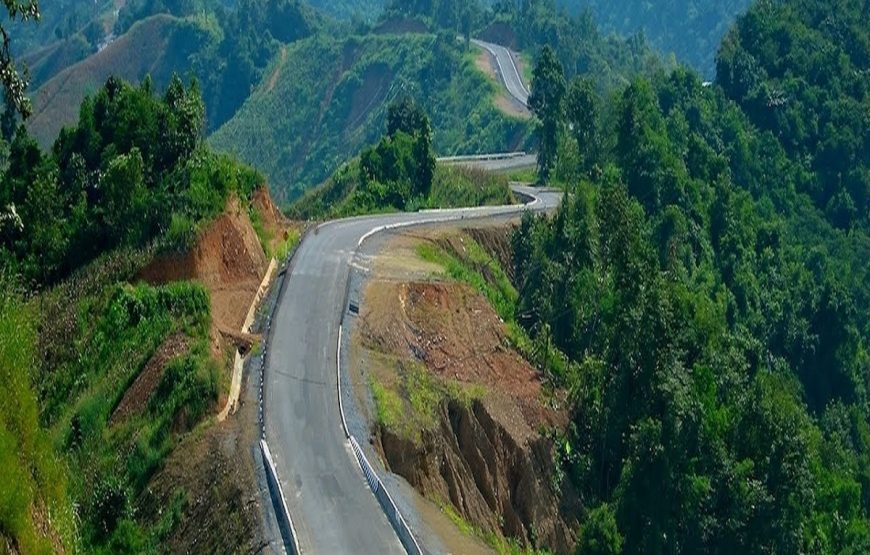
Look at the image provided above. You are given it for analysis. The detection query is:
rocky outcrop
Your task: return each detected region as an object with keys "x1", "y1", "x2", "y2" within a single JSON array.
[{"x1": 378, "y1": 397, "x2": 579, "y2": 554}]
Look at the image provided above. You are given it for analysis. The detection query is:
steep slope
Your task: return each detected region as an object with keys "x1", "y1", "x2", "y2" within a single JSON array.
[
  {"x1": 27, "y1": 15, "x2": 207, "y2": 146},
  {"x1": 209, "y1": 33, "x2": 531, "y2": 202}
]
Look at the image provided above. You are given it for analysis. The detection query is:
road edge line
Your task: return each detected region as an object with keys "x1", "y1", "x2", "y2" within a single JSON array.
[{"x1": 261, "y1": 439, "x2": 302, "y2": 555}]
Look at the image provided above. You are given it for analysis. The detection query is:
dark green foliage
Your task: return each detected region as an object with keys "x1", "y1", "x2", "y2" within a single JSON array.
[
  {"x1": 0, "y1": 75, "x2": 263, "y2": 285},
  {"x1": 512, "y1": 24, "x2": 870, "y2": 550},
  {"x1": 560, "y1": 0, "x2": 752, "y2": 77},
  {"x1": 575, "y1": 503, "x2": 622, "y2": 555},
  {"x1": 717, "y1": 0, "x2": 869, "y2": 231},
  {"x1": 528, "y1": 46, "x2": 566, "y2": 184},
  {"x1": 358, "y1": 98, "x2": 436, "y2": 207},
  {"x1": 564, "y1": 77, "x2": 599, "y2": 175}
]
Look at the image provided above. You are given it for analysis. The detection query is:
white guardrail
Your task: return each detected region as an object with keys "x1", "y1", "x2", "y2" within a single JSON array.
[
  {"x1": 436, "y1": 151, "x2": 527, "y2": 163},
  {"x1": 337, "y1": 322, "x2": 424, "y2": 555},
  {"x1": 261, "y1": 440, "x2": 302, "y2": 555}
]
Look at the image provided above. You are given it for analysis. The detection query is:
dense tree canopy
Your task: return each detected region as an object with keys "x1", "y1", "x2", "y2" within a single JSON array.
[
  {"x1": 717, "y1": 0, "x2": 869, "y2": 231},
  {"x1": 514, "y1": 1, "x2": 870, "y2": 550},
  {"x1": 528, "y1": 46, "x2": 566, "y2": 183},
  {"x1": 0, "y1": 75, "x2": 262, "y2": 285}
]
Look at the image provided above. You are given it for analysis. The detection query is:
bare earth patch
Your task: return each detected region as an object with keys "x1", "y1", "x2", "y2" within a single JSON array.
[{"x1": 352, "y1": 226, "x2": 577, "y2": 553}]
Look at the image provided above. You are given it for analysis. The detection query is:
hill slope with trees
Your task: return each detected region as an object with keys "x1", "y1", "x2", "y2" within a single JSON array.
[
  {"x1": 504, "y1": 0, "x2": 870, "y2": 551},
  {"x1": 209, "y1": 32, "x2": 531, "y2": 203},
  {"x1": 1, "y1": 74, "x2": 276, "y2": 552},
  {"x1": 559, "y1": 0, "x2": 752, "y2": 77}
]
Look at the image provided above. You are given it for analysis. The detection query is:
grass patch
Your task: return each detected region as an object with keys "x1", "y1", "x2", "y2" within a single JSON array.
[
  {"x1": 503, "y1": 167, "x2": 537, "y2": 184},
  {"x1": 442, "y1": 502, "x2": 550, "y2": 555},
  {"x1": 370, "y1": 360, "x2": 483, "y2": 444},
  {"x1": 371, "y1": 379, "x2": 403, "y2": 431},
  {"x1": 429, "y1": 165, "x2": 514, "y2": 209}
]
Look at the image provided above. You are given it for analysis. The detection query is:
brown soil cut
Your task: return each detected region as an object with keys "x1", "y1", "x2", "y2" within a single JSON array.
[
  {"x1": 139, "y1": 195, "x2": 270, "y2": 359},
  {"x1": 355, "y1": 227, "x2": 578, "y2": 554}
]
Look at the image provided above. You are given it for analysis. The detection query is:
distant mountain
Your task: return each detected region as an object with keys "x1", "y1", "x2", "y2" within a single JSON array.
[
  {"x1": 559, "y1": 0, "x2": 752, "y2": 77},
  {"x1": 209, "y1": 33, "x2": 531, "y2": 203},
  {"x1": 24, "y1": 0, "x2": 320, "y2": 146},
  {"x1": 27, "y1": 15, "x2": 206, "y2": 146}
]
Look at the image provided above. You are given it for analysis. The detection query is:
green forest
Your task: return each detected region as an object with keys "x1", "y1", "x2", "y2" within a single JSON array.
[
  {"x1": 1, "y1": 0, "x2": 869, "y2": 552},
  {"x1": 510, "y1": 0, "x2": 869, "y2": 552},
  {"x1": 561, "y1": 0, "x2": 752, "y2": 77},
  {"x1": 0, "y1": 73, "x2": 269, "y2": 551}
]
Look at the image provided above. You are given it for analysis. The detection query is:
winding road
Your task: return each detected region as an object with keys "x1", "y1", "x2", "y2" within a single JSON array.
[
  {"x1": 471, "y1": 39, "x2": 530, "y2": 107},
  {"x1": 263, "y1": 185, "x2": 560, "y2": 554}
]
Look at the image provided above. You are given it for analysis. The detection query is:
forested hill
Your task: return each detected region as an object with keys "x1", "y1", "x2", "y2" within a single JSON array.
[
  {"x1": 212, "y1": 1, "x2": 668, "y2": 202},
  {"x1": 717, "y1": 0, "x2": 869, "y2": 232},
  {"x1": 507, "y1": 0, "x2": 870, "y2": 552},
  {"x1": 306, "y1": 0, "x2": 385, "y2": 20},
  {"x1": 559, "y1": 0, "x2": 752, "y2": 77}
]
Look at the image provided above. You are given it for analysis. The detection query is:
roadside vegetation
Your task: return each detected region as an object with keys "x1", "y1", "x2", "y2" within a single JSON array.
[
  {"x1": 510, "y1": 0, "x2": 870, "y2": 551},
  {"x1": 1, "y1": 73, "x2": 269, "y2": 551}
]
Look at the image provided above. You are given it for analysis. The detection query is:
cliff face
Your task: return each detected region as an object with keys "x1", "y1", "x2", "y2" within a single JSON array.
[{"x1": 378, "y1": 397, "x2": 578, "y2": 553}]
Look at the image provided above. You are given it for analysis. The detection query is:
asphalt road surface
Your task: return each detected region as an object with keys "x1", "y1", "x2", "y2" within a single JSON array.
[
  {"x1": 264, "y1": 185, "x2": 560, "y2": 554},
  {"x1": 471, "y1": 39, "x2": 530, "y2": 107}
]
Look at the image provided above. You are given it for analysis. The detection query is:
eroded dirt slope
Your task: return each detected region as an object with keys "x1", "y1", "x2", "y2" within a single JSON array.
[{"x1": 353, "y1": 227, "x2": 579, "y2": 554}]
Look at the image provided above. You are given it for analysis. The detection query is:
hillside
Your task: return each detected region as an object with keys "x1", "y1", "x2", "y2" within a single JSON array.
[
  {"x1": 209, "y1": 33, "x2": 531, "y2": 203},
  {"x1": 559, "y1": 0, "x2": 752, "y2": 77},
  {"x1": 717, "y1": 0, "x2": 869, "y2": 231},
  {"x1": 308, "y1": 0, "x2": 385, "y2": 20},
  {"x1": 501, "y1": 0, "x2": 870, "y2": 551},
  {"x1": 22, "y1": 0, "x2": 320, "y2": 147},
  {"x1": 27, "y1": 15, "x2": 208, "y2": 146},
  {"x1": 1, "y1": 76, "x2": 293, "y2": 553}
]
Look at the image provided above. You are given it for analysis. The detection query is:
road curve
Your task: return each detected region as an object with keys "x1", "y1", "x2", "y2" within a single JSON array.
[
  {"x1": 264, "y1": 185, "x2": 561, "y2": 554},
  {"x1": 471, "y1": 39, "x2": 530, "y2": 107}
]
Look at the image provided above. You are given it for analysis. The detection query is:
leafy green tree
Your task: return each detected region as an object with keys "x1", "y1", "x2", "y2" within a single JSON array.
[
  {"x1": 576, "y1": 503, "x2": 623, "y2": 555},
  {"x1": 387, "y1": 95, "x2": 428, "y2": 138},
  {"x1": 529, "y1": 45, "x2": 566, "y2": 184},
  {"x1": 564, "y1": 76, "x2": 599, "y2": 175},
  {"x1": 1, "y1": 0, "x2": 39, "y2": 117},
  {"x1": 412, "y1": 115, "x2": 435, "y2": 198}
]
